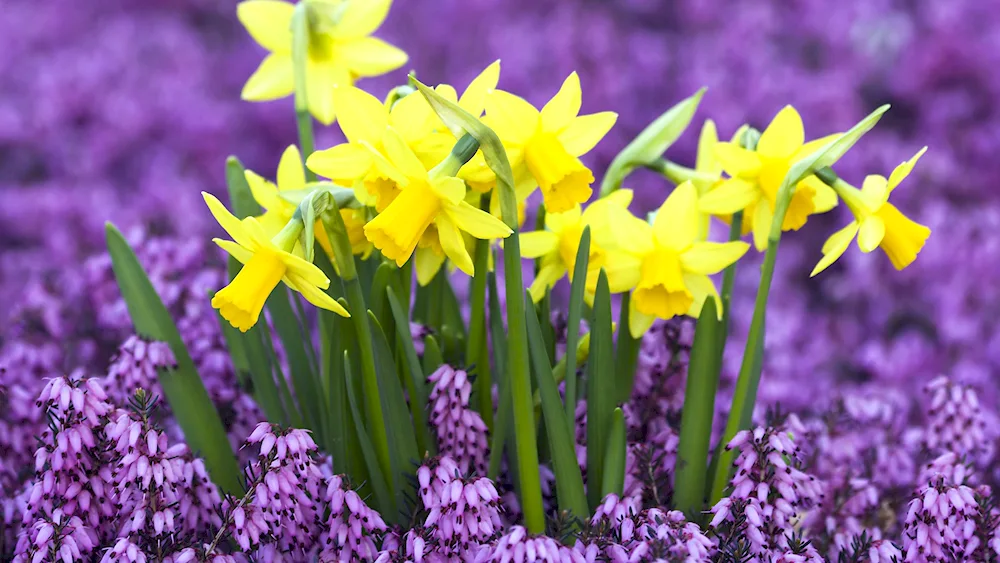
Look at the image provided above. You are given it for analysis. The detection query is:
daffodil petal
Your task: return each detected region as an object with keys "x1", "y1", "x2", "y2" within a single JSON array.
[
  {"x1": 792, "y1": 133, "x2": 843, "y2": 162},
  {"x1": 333, "y1": 86, "x2": 388, "y2": 144},
  {"x1": 203, "y1": 192, "x2": 256, "y2": 250},
  {"x1": 652, "y1": 181, "x2": 699, "y2": 251},
  {"x1": 286, "y1": 273, "x2": 350, "y2": 317},
  {"x1": 696, "y1": 119, "x2": 721, "y2": 176},
  {"x1": 558, "y1": 112, "x2": 617, "y2": 157},
  {"x1": 484, "y1": 90, "x2": 540, "y2": 146},
  {"x1": 680, "y1": 241, "x2": 750, "y2": 275},
  {"x1": 335, "y1": 36, "x2": 408, "y2": 78},
  {"x1": 857, "y1": 215, "x2": 886, "y2": 253},
  {"x1": 307, "y1": 142, "x2": 372, "y2": 181},
  {"x1": 237, "y1": 0, "x2": 293, "y2": 53},
  {"x1": 432, "y1": 177, "x2": 466, "y2": 205},
  {"x1": 245, "y1": 170, "x2": 282, "y2": 211},
  {"x1": 860, "y1": 174, "x2": 889, "y2": 210},
  {"x1": 358, "y1": 140, "x2": 409, "y2": 186},
  {"x1": 276, "y1": 145, "x2": 305, "y2": 190},
  {"x1": 382, "y1": 127, "x2": 427, "y2": 180},
  {"x1": 437, "y1": 217, "x2": 474, "y2": 276},
  {"x1": 683, "y1": 273, "x2": 722, "y2": 320},
  {"x1": 602, "y1": 250, "x2": 644, "y2": 294},
  {"x1": 806, "y1": 176, "x2": 839, "y2": 213},
  {"x1": 698, "y1": 178, "x2": 758, "y2": 215},
  {"x1": 306, "y1": 61, "x2": 350, "y2": 126},
  {"x1": 628, "y1": 295, "x2": 656, "y2": 339},
  {"x1": 446, "y1": 201, "x2": 513, "y2": 239},
  {"x1": 415, "y1": 247, "x2": 446, "y2": 286},
  {"x1": 242, "y1": 53, "x2": 294, "y2": 101},
  {"x1": 887, "y1": 146, "x2": 927, "y2": 192},
  {"x1": 331, "y1": 0, "x2": 391, "y2": 39},
  {"x1": 752, "y1": 202, "x2": 772, "y2": 251},
  {"x1": 214, "y1": 238, "x2": 253, "y2": 264},
  {"x1": 811, "y1": 221, "x2": 859, "y2": 276},
  {"x1": 459, "y1": 60, "x2": 501, "y2": 116},
  {"x1": 519, "y1": 231, "x2": 559, "y2": 259},
  {"x1": 757, "y1": 105, "x2": 804, "y2": 159},
  {"x1": 540, "y1": 72, "x2": 582, "y2": 133},
  {"x1": 389, "y1": 92, "x2": 436, "y2": 142},
  {"x1": 528, "y1": 263, "x2": 565, "y2": 303},
  {"x1": 714, "y1": 143, "x2": 762, "y2": 178}
]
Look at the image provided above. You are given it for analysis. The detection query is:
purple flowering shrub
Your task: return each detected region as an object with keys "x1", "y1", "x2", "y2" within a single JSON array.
[{"x1": 4, "y1": 237, "x2": 1000, "y2": 561}]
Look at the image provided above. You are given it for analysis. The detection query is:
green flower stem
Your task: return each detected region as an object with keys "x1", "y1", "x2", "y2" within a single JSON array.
[
  {"x1": 709, "y1": 180, "x2": 792, "y2": 505},
  {"x1": 467, "y1": 194, "x2": 494, "y2": 429},
  {"x1": 290, "y1": 3, "x2": 317, "y2": 182},
  {"x1": 719, "y1": 211, "x2": 744, "y2": 343},
  {"x1": 495, "y1": 154, "x2": 545, "y2": 534},
  {"x1": 320, "y1": 205, "x2": 390, "y2": 490},
  {"x1": 644, "y1": 159, "x2": 717, "y2": 186},
  {"x1": 615, "y1": 293, "x2": 641, "y2": 403}
]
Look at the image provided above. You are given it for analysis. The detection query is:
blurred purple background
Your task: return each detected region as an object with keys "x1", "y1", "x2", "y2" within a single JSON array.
[{"x1": 3, "y1": 0, "x2": 999, "y2": 406}]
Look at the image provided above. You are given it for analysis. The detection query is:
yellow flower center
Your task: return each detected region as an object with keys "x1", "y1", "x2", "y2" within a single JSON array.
[
  {"x1": 524, "y1": 133, "x2": 594, "y2": 213},
  {"x1": 634, "y1": 247, "x2": 691, "y2": 319},
  {"x1": 364, "y1": 182, "x2": 441, "y2": 266},
  {"x1": 876, "y1": 203, "x2": 931, "y2": 270},
  {"x1": 212, "y1": 247, "x2": 287, "y2": 332},
  {"x1": 368, "y1": 175, "x2": 402, "y2": 212}
]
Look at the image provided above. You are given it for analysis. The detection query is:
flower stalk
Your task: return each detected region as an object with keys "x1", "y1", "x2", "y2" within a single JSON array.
[{"x1": 290, "y1": 2, "x2": 317, "y2": 181}]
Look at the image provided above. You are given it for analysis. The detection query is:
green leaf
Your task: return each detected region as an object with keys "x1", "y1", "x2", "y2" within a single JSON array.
[
  {"x1": 601, "y1": 88, "x2": 706, "y2": 196},
  {"x1": 525, "y1": 299, "x2": 589, "y2": 521},
  {"x1": 422, "y1": 335, "x2": 443, "y2": 376},
  {"x1": 563, "y1": 227, "x2": 590, "y2": 423},
  {"x1": 368, "y1": 312, "x2": 420, "y2": 520},
  {"x1": 224, "y1": 156, "x2": 262, "y2": 218},
  {"x1": 266, "y1": 288, "x2": 321, "y2": 433},
  {"x1": 386, "y1": 288, "x2": 435, "y2": 457},
  {"x1": 614, "y1": 293, "x2": 641, "y2": 403},
  {"x1": 369, "y1": 262, "x2": 399, "y2": 342},
  {"x1": 343, "y1": 352, "x2": 394, "y2": 516},
  {"x1": 413, "y1": 77, "x2": 544, "y2": 531},
  {"x1": 586, "y1": 270, "x2": 616, "y2": 510},
  {"x1": 602, "y1": 407, "x2": 626, "y2": 499},
  {"x1": 487, "y1": 268, "x2": 512, "y2": 481},
  {"x1": 673, "y1": 298, "x2": 722, "y2": 519},
  {"x1": 466, "y1": 195, "x2": 493, "y2": 428},
  {"x1": 105, "y1": 224, "x2": 241, "y2": 494},
  {"x1": 783, "y1": 105, "x2": 890, "y2": 192}
]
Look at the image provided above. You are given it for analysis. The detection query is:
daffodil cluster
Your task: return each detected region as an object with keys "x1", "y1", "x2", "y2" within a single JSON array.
[{"x1": 209, "y1": 0, "x2": 929, "y2": 339}]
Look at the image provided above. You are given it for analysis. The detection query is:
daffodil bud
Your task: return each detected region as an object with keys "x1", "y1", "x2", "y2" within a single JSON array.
[
  {"x1": 384, "y1": 84, "x2": 417, "y2": 109},
  {"x1": 429, "y1": 133, "x2": 481, "y2": 179},
  {"x1": 738, "y1": 126, "x2": 761, "y2": 150}
]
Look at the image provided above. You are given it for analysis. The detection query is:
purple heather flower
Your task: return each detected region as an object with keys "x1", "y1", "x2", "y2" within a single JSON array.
[
  {"x1": 710, "y1": 423, "x2": 825, "y2": 559},
  {"x1": 100, "y1": 538, "x2": 149, "y2": 562},
  {"x1": 103, "y1": 336, "x2": 176, "y2": 408},
  {"x1": 427, "y1": 365, "x2": 489, "y2": 477},
  {"x1": 220, "y1": 423, "x2": 325, "y2": 556},
  {"x1": 416, "y1": 456, "x2": 503, "y2": 558},
  {"x1": 489, "y1": 525, "x2": 583, "y2": 563},
  {"x1": 902, "y1": 453, "x2": 985, "y2": 561},
  {"x1": 319, "y1": 474, "x2": 387, "y2": 562},
  {"x1": 924, "y1": 375, "x2": 992, "y2": 462}
]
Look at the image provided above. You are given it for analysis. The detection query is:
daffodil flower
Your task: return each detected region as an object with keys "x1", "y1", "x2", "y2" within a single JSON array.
[
  {"x1": 698, "y1": 106, "x2": 840, "y2": 250},
  {"x1": 307, "y1": 62, "x2": 500, "y2": 210},
  {"x1": 598, "y1": 182, "x2": 749, "y2": 337},
  {"x1": 245, "y1": 145, "x2": 372, "y2": 260},
  {"x1": 204, "y1": 192, "x2": 350, "y2": 332},
  {"x1": 238, "y1": 0, "x2": 407, "y2": 125},
  {"x1": 362, "y1": 129, "x2": 513, "y2": 270},
  {"x1": 519, "y1": 189, "x2": 634, "y2": 302},
  {"x1": 811, "y1": 148, "x2": 931, "y2": 276},
  {"x1": 484, "y1": 72, "x2": 617, "y2": 213}
]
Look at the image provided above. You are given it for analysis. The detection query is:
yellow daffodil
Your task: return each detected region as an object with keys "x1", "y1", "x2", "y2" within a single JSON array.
[
  {"x1": 203, "y1": 192, "x2": 349, "y2": 332},
  {"x1": 484, "y1": 72, "x2": 617, "y2": 213},
  {"x1": 238, "y1": 0, "x2": 407, "y2": 125},
  {"x1": 307, "y1": 62, "x2": 501, "y2": 210},
  {"x1": 519, "y1": 189, "x2": 634, "y2": 302},
  {"x1": 362, "y1": 129, "x2": 513, "y2": 271},
  {"x1": 698, "y1": 106, "x2": 839, "y2": 250},
  {"x1": 811, "y1": 148, "x2": 930, "y2": 276},
  {"x1": 598, "y1": 182, "x2": 749, "y2": 337}
]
